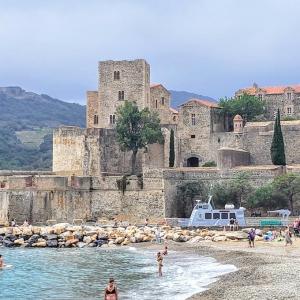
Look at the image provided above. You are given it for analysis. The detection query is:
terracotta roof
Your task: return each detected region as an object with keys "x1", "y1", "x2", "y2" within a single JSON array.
[
  {"x1": 238, "y1": 84, "x2": 300, "y2": 95},
  {"x1": 150, "y1": 83, "x2": 161, "y2": 88},
  {"x1": 169, "y1": 107, "x2": 178, "y2": 114},
  {"x1": 181, "y1": 98, "x2": 219, "y2": 108}
]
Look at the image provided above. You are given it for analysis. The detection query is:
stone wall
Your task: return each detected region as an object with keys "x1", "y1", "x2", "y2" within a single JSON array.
[{"x1": 86, "y1": 91, "x2": 99, "y2": 128}]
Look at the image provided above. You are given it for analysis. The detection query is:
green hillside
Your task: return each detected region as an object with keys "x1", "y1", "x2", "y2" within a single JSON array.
[{"x1": 0, "y1": 87, "x2": 85, "y2": 170}]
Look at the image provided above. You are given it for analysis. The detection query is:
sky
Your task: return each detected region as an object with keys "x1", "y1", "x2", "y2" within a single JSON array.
[{"x1": 1, "y1": 0, "x2": 300, "y2": 104}]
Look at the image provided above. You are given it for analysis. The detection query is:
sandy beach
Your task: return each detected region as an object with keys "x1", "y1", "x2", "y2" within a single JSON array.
[{"x1": 143, "y1": 238, "x2": 300, "y2": 300}]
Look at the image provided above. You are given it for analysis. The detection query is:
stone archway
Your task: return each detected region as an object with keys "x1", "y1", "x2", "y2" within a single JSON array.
[{"x1": 187, "y1": 156, "x2": 199, "y2": 167}]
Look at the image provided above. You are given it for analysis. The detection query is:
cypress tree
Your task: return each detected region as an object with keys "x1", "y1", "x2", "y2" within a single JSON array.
[
  {"x1": 270, "y1": 109, "x2": 286, "y2": 165},
  {"x1": 169, "y1": 129, "x2": 175, "y2": 167}
]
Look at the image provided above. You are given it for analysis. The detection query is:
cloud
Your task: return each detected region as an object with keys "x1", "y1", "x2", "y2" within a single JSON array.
[{"x1": 0, "y1": 0, "x2": 300, "y2": 102}]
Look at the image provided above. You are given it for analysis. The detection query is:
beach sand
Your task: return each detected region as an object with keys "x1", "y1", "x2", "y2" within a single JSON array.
[{"x1": 142, "y1": 238, "x2": 300, "y2": 300}]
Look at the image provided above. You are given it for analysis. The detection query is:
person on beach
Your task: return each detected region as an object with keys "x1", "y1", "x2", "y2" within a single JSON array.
[
  {"x1": 155, "y1": 227, "x2": 161, "y2": 244},
  {"x1": 157, "y1": 252, "x2": 163, "y2": 276},
  {"x1": 22, "y1": 219, "x2": 29, "y2": 227},
  {"x1": 229, "y1": 218, "x2": 235, "y2": 231},
  {"x1": 285, "y1": 227, "x2": 293, "y2": 246},
  {"x1": 144, "y1": 218, "x2": 149, "y2": 226},
  {"x1": 104, "y1": 278, "x2": 118, "y2": 300},
  {"x1": 248, "y1": 228, "x2": 256, "y2": 248},
  {"x1": 0, "y1": 255, "x2": 4, "y2": 268},
  {"x1": 162, "y1": 245, "x2": 168, "y2": 256},
  {"x1": 11, "y1": 219, "x2": 16, "y2": 227}
]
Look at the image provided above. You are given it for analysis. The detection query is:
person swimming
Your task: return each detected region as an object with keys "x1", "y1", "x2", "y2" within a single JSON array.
[
  {"x1": 162, "y1": 245, "x2": 168, "y2": 255},
  {"x1": 0, "y1": 255, "x2": 4, "y2": 268},
  {"x1": 104, "y1": 278, "x2": 118, "y2": 300}
]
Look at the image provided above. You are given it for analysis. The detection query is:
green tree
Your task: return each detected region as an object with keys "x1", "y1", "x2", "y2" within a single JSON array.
[
  {"x1": 176, "y1": 181, "x2": 208, "y2": 217},
  {"x1": 169, "y1": 129, "x2": 175, "y2": 167},
  {"x1": 270, "y1": 109, "x2": 286, "y2": 166},
  {"x1": 211, "y1": 182, "x2": 239, "y2": 208},
  {"x1": 116, "y1": 101, "x2": 164, "y2": 175},
  {"x1": 219, "y1": 93, "x2": 265, "y2": 130},
  {"x1": 247, "y1": 184, "x2": 288, "y2": 210},
  {"x1": 231, "y1": 172, "x2": 254, "y2": 208},
  {"x1": 272, "y1": 173, "x2": 300, "y2": 214}
]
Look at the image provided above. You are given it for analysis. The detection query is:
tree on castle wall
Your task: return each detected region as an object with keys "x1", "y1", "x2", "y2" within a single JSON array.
[
  {"x1": 219, "y1": 93, "x2": 265, "y2": 130},
  {"x1": 271, "y1": 109, "x2": 286, "y2": 166},
  {"x1": 169, "y1": 129, "x2": 175, "y2": 167},
  {"x1": 116, "y1": 101, "x2": 164, "y2": 175}
]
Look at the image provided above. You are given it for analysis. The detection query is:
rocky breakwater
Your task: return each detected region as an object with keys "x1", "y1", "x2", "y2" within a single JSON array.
[{"x1": 0, "y1": 224, "x2": 249, "y2": 248}]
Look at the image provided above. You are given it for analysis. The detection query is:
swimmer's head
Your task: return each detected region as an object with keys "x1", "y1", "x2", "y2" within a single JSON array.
[{"x1": 109, "y1": 278, "x2": 115, "y2": 283}]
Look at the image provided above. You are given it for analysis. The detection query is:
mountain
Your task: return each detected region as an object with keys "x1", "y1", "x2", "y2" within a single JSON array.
[
  {"x1": 0, "y1": 87, "x2": 85, "y2": 170},
  {"x1": 169, "y1": 90, "x2": 217, "y2": 108}
]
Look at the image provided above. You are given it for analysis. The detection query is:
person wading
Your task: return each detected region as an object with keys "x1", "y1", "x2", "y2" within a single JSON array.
[
  {"x1": 104, "y1": 278, "x2": 118, "y2": 300},
  {"x1": 157, "y1": 252, "x2": 163, "y2": 276}
]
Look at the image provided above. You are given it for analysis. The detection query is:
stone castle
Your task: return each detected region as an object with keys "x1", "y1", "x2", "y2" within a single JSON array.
[{"x1": 1, "y1": 58, "x2": 300, "y2": 225}]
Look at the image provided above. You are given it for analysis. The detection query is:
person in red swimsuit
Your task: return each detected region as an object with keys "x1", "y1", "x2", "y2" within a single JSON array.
[{"x1": 104, "y1": 278, "x2": 118, "y2": 300}]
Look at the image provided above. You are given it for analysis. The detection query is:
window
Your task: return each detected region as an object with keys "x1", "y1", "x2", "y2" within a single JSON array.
[
  {"x1": 155, "y1": 99, "x2": 158, "y2": 109},
  {"x1": 191, "y1": 135, "x2": 195, "y2": 139},
  {"x1": 287, "y1": 107, "x2": 292, "y2": 115},
  {"x1": 221, "y1": 212, "x2": 228, "y2": 219},
  {"x1": 93, "y1": 115, "x2": 99, "y2": 125},
  {"x1": 287, "y1": 92, "x2": 292, "y2": 100},
  {"x1": 161, "y1": 97, "x2": 165, "y2": 106},
  {"x1": 205, "y1": 213, "x2": 212, "y2": 219},
  {"x1": 173, "y1": 116, "x2": 176, "y2": 121},
  {"x1": 229, "y1": 213, "x2": 236, "y2": 219},
  {"x1": 118, "y1": 91, "x2": 124, "y2": 101},
  {"x1": 258, "y1": 94, "x2": 263, "y2": 101},
  {"x1": 213, "y1": 213, "x2": 220, "y2": 219},
  {"x1": 109, "y1": 114, "x2": 116, "y2": 125},
  {"x1": 273, "y1": 111, "x2": 277, "y2": 119},
  {"x1": 191, "y1": 114, "x2": 196, "y2": 126},
  {"x1": 114, "y1": 71, "x2": 120, "y2": 80}
]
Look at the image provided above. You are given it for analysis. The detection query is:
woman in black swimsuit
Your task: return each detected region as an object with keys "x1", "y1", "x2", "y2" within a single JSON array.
[{"x1": 104, "y1": 278, "x2": 118, "y2": 300}]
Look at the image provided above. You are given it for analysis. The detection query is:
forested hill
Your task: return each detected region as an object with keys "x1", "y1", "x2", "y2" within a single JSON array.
[{"x1": 0, "y1": 87, "x2": 85, "y2": 170}]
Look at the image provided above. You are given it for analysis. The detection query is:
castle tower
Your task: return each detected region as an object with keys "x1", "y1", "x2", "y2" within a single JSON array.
[
  {"x1": 89, "y1": 59, "x2": 150, "y2": 129},
  {"x1": 233, "y1": 114, "x2": 243, "y2": 133}
]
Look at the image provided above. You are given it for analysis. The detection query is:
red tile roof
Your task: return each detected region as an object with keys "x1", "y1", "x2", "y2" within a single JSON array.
[
  {"x1": 239, "y1": 84, "x2": 300, "y2": 95},
  {"x1": 181, "y1": 98, "x2": 219, "y2": 108}
]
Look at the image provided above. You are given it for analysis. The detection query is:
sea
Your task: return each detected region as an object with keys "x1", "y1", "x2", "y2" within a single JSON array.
[{"x1": 0, "y1": 246, "x2": 236, "y2": 300}]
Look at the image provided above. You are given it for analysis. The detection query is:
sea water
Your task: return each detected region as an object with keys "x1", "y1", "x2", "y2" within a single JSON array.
[{"x1": 0, "y1": 246, "x2": 236, "y2": 300}]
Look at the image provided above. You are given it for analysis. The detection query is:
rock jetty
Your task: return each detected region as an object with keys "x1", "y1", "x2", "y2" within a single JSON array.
[{"x1": 0, "y1": 224, "x2": 249, "y2": 248}]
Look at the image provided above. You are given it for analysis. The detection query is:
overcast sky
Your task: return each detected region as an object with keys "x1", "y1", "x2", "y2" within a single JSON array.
[{"x1": 0, "y1": 0, "x2": 300, "y2": 104}]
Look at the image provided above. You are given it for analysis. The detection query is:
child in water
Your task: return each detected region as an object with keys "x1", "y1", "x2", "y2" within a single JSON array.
[{"x1": 157, "y1": 252, "x2": 163, "y2": 276}]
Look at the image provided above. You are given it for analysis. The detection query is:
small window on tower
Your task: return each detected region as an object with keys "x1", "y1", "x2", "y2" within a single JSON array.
[
  {"x1": 191, "y1": 135, "x2": 195, "y2": 139},
  {"x1": 191, "y1": 114, "x2": 196, "y2": 126},
  {"x1": 118, "y1": 91, "x2": 124, "y2": 101},
  {"x1": 155, "y1": 99, "x2": 158, "y2": 109},
  {"x1": 114, "y1": 71, "x2": 120, "y2": 80},
  {"x1": 287, "y1": 92, "x2": 292, "y2": 100},
  {"x1": 287, "y1": 107, "x2": 292, "y2": 115},
  {"x1": 94, "y1": 115, "x2": 99, "y2": 125},
  {"x1": 109, "y1": 114, "x2": 116, "y2": 125},
  {"x1": 258, "y1": 94, "x2": 263, "y2": 100},
  {"x1": 161, "y1": 97, "x2": 165, "y2": 106}
]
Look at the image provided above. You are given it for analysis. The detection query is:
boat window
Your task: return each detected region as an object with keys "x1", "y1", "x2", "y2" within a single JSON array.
[
  {"x1": 202, "y1": 205, "x2": 208, "y2": 209},
  {"x1": 229, "y1": 213, "x2": 236, "y2": 219},
  {"x1": 205, "y1": 213, "x2": 212, "y2": 219},
  {"x1": 213, "y1": 213, "x2": 220, "y2": 219},
  {"x1": 221, "y1": 212, "x2": 228, "y2": 219}
]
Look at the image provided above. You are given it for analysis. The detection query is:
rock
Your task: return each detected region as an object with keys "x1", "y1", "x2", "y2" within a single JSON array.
[
  {"x1": 115, "y1": 237, "x2": 125, "y2": 244},
  {"x1": 3, "y1": 240, "x2": 14, "y2": 247},
  {"x1": 188, "y1": 236, "x2": 204, "y2": 243},
  {"x1": 0, "y1": 227, "x2": 8, "y2": 235},
  {"x1": 225, "y1": 231, "x2": 248, "y2": 240},
  {"x1": 213, "y1": 236, "x2": 227, "y2": 242},
  {"x1": 88, "y1": 242, "x2": 96, "y2": 247},
  {"x1": 27, "y1": 234, "x2": 40, "y2": 245},
  {"x1": 21, "y1": 227, "x2": 33, "y2": 236},
  {"x1": 74, "y1": 231, "x2": 83, "y2": 241},
  {"x1": 130, "y1": 236, "x2": 136, "y2": 243},
  {"x1": 52, "y1": 223, "x2": 69, "y2": 235},
  {"x1": 77, "y1": 242, "x2": 86, "y2": 248},
  {"x1": 4, "y1": 234, "x2": 17, "y2": 242},
  {"x1": 204, "y1": 236, "x2": 212, "y2": 241},
  {"x1": 31, "y1": 226, "x2": 41, "y2": 234},
  {"x1": 12, "y1": 227, "x2": 22, "y2": 236},
  {"x1": 14, "y1": 238, "x2": 25, "y2": 245},
  {"x1": 47, "y1": 240, "x2": 58, "y2": 247},
  {"x1": 43, "y1": 234, "x2": 58, "y2": 240},
  {"x1": 83, "y1": 236, "x2": 92, "y2": 244},
  {"x1": 98, "y1": 233, "x2": 109, "y2": 240},
  {"x1": 33, "y1": 241, "x2": 47, "y2": 247},
  {"x1": 134, "y1": 233, "x2": 144, "y2": 243},
  {"x1": 173, "y1": 233, "x2": 184, "y2": 242},
  {"x1": 121, "y1": 238, "x2": 130, "y2": 246},
  {"x1": 142, "y1": 235, "x2": 152, "y2": 242},
  {"x1": 108, "y1": 240, "x2": 115, "y2": 246},
  {"x1": 66, "y1": 226, "x2": 82, "y2": 232},
  {"x1": 65, "y1": 238, "x2": 79, "y2": 247},
  {"x1": 84, "y1": 230, "x2": 98, "y2": 236},
  {"x1": 58, "y1": 242, "x2": 65, "y2": 248}
]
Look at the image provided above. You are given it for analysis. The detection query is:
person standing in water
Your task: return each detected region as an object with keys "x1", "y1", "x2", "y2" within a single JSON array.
[
  {"x1": 162, "y1": 245, "x2": 168, "y2": 256},
  {"x1": 0, "y1": 255, "x2": 4, "y2": 268},
  {"x1": 285, "y1": 226, "x2": 293, "y2": 246},
  {"x1": 104, "y1": 278, "x2": 118, "y2": 300},
  {"x1": 157, "y1": 252, "x2": 163, "y2": 276}
]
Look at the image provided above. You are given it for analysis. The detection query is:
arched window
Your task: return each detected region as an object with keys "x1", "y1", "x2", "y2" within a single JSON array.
[
  {"x1": 155, "y1": 99, "x2": 158, "y2": 108},
  {"x1": 118, "y1": 91, "x2": 124, "y2": 100},
  {"x1": 114, "y1": 71, "x2": 120, "y2": 80},
  {"x1": 161, "y1": 97, "x2": 165, "y2": 106},
  {"x1": 187, "y1": 157, "x2": 199, "y2": 167},
  {"x1": 94, "y1": 115, "x2": 99, "y2": 125}
]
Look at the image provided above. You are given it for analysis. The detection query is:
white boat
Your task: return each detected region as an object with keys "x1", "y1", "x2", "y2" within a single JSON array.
[{"x1": 187, "y1": 195, "x2": 246, "y2": 227}]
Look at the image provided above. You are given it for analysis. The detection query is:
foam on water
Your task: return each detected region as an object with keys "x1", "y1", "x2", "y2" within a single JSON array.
[{"x1": 0, "y1": 246, "x2": 236, "y2": 300}]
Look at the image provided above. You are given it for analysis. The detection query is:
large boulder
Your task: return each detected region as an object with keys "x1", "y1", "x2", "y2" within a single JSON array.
[
  {"x1": 3, "y1": 240, "x2": 14, "y2": 247},
  {"x1": 21, "y1": 227, "x2": 33, "y2": 236},
  {"x1": 12, "y1": 227, "x2": 22, "y2": 236},
  {"x1": 43, "y1": 234, "x2": 58, "y2": 241},
  {"x1": 4, "y1": 234, "x2": 17, "y2": 242},
  {"x1": 27, "y1": 234, "x2": 40, "y2": 245},
  {"x1": 213, "y1": 236, "x2": 227, "y2": 242},
  {"x1": 115, "y1": 237, "x2": 125, "y2": 244},
  {"x1": 83, "y1": 236, "x2": 92, "y2": 244},
  {"x1": 47, "y1": 239, "x2": 58, "y2": 247},
  {"x1": 0, "y1": 227, "x2": 8, "y2": 235},
  {"x1": 65, "y1": 238, "x2": 79, "y2": 247},
  {"x1": 225, "y1": 231, "x2": 248, "y2": 240},
  {"x1": 52, "y1": 223, "x2": 69, "y2": 235},
  {"x1": 14, "y1": 238, "x2": 25, "y2": 246}
]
